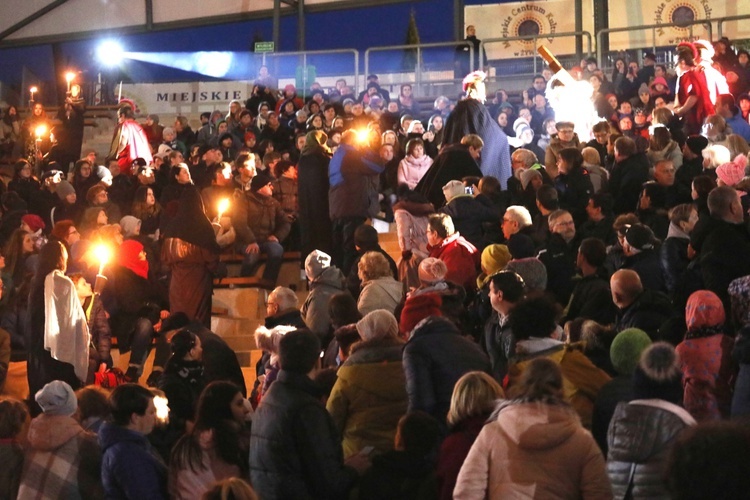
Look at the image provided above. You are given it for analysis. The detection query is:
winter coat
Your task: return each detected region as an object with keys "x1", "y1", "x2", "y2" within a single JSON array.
[
  {"x1": 564, "y1": 272, "x2": 618, "y2": 325},
  {"x1": 403, "y1": 316, "x2": 490, "y2": 423},
  {"x1": 537, "y1": 233, "x2": 578, "y2": 306},
  {"x1": 358, "y1": 277, "x2": 404, "y2": 316},
  {"x1": 298, "y1": 146, "x2": 333, "y2": 257},
  {"x1": 608, "y1": 152, "x2": 650, "y2": 214},
  {"x1": 393, "y1": 200, "x2": 433, "y2": 257},
  {"x1": 436, "y1": 414, "x2": 488, "y2": 500},
  {"x1": 273, "y1": 175, "x2": 298, "y2": 215},
  {"x1": 18, "y1": 414, "x2": 103, "y2": 500},
  {"x1": 660, "y1": 224, "x2": 696, "y2": 302},
  {"x1": 169, "y1": 431, "x2": 242, "y2": 500},
  {"x1": 591, "y1": 376, "x2": 634, "y2": 455},
  {"x1": 301, "y1": 266, "x2": 346, "y2": 338},
  {"x1": 482, "y1": 311, "x2": 514, "y2": 382},
  {"x1": 585, "y1": 163, "x2": 609, "y2": 193},
  {"x1": 397, "y1": 154, "x2": 434, "y2": 190},
  {"x1": 555, "y1": 167, "x2": 594, "y2": 226},
  {"x1": 326, "y1": 338, "x2": 407, "y2": 458},
  {"x1": 249, "y1": 370, "x2": 358, "y2": 500},
  {"x1": 622, "y1": 248, "x2": 666, "y2": 293},
  {"x1": 731, "y1": 328, "x2": 750, "y2": 417},
  {"x1": 647, "y1": 140, "x2": 683, "y2": 171},
  {"x1": 507, "y1": 342, "x2": 612, "y2": 429},
  {"x1": 606, "y1": 400, "x2": 695, "y2": 499},
  {"x1": 400, "y1": 283, "x2": 468, "y2": 337},
  {"x1": 157, "y1": 359, "x2": 205, "y2": 433},
  {"x1": 454, "y1": 401, "x2": 612, "y2": 500},
  {"x1": 161, "y1": 237, "x2": 219, "y2": 327},
  {"x1": 439, "y1": 195, "x2": 499, "y2": 251},
  {"x1": 614, "y1": 289, "x2": 675, "y2": 340},
  {"x1": 428, "y1": 232, "x2": 479, "y2": 291},
  {"x1": 345, "y1": 246, "x2": 398, "y2": 299},
  {"x1": 234, "y1": 191, "x2": 291, "y2": 245},
  {"x1": 328, "y1": 143, "x2": 384, "y2": 220},
  {"x1": 700, "y1": 218, "x2": 750, "y2": 310},
  {"x1": 415, "y1": 144, "x2": 483, "y2": 209},
  {"x1": 8, "y1": 177, "x2": 40, "y2": 207},
  {"x1": 579, "y1": 215, "x2": 617, "y2": 247},
  {"x1": 99, "y1": 422, "x2": 168, "y2": 500}
]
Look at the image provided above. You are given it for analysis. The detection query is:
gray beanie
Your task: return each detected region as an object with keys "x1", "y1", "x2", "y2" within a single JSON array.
[
  {"x1": 35, "y1": 380, "x2": 77, "y2": 416},
  {"x1": 56, "y1": 180, "x2": 76, "y2": 200},
  {"x1": 505, "y1": 257, "x2": 548, "y2": 292},
  {"x1": 305, "y1": 250, "x2": 332, "y2": 280}
]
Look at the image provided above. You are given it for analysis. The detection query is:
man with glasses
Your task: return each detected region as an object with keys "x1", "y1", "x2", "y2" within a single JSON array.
[
  {"x1": 537, "y1": 209, "x2": 579, "y2": 305},
  {"x1": 544, "y1": 121, "x2": 581, "y2": 179}
]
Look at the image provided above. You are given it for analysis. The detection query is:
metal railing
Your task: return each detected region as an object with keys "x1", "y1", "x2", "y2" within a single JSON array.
[
  {"x1": 480, "y1": 31, "x2": 593, "y2": 75},
  {"x1": 596, "y1": 20, "x2": 713, "y2": 67},
  {"x1": 364, "y1": 41, "x2": 473, "y2": 95},
  {"x1": 256, "y1": 48, "x2": 359, "y2": 95},
  {"x1": 717, "y1": 14, "x2": 750, "y2": 40}
]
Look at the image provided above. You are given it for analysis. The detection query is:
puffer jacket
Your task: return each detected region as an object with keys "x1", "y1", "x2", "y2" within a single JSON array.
[
  {"x1": 454, "y1": 401, "x2": 612, "y2": 500},
  {"x1": 403, "y1": 316, "x2": 490, "y2": 423},
  {"x1": 646, "y1": 140, "x2": 683, "y2": 170},
  {"x1": 397, "y1": 153, "x2": 433, "y2": 190},
  {"x1": 326, "y1": 338, "x2": 407, "y2": 458},
  {"x1": 606, "y1": 399, "x2": 695, "y2": 499},
  {"x1": 250, "y1": 370, "x2": 358, "y2": 500},
  {"x1": 235, "y1": 190, "x2": 291, "y2": 244},
  {"x1": 301, "y1": 266, "x2": 346, "y2": 337},
  {"x1": 393, "y1": 200, "x2": 433, "y2": 257},
  {"x1": 357, "y1": 277, "x2": 404, "y2": 316}
]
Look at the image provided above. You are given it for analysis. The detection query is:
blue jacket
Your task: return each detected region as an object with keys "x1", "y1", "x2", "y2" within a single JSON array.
[
  {"x1": 98, "y1": 422, "x2": 168, "y2": 500},
  {"x1": 727, "y1": 112, "x2": 750, "y2": 143},
  {"x1": 328, "y1": 143, "x2": 384, "y2": 220}
]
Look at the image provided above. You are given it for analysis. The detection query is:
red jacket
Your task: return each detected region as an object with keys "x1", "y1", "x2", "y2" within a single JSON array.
[{"x1": 428, "y1": 232, "x2": 479, "y2": 290}]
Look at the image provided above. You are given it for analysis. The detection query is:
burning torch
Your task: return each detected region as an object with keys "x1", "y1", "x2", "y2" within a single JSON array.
[{"x1": 537, "y1": 45, "x2": 578, "y2": 87}]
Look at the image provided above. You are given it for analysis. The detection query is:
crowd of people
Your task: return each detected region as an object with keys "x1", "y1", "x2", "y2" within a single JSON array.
[{"x1": 1, "y1": 35, "x2": 750, "y2": 499}]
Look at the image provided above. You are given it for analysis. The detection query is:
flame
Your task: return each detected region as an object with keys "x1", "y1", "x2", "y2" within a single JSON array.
[
  {"x1": 153, "y1": 395, "x2": 170, "y2": 423},
  {"x1": 218, "y1": 198, "x2": 230, "y2": 215},
  {"x1": 93, "y1": 244, "x2": 111, "y2": 266},
  {"x1": 29, "y1": 86, "x2": 38, "y2": 93},
  {"x1": 355, "y1": 129, "x2": 370, "y2": 144},
  {"x1": 34, "y1": 125, "x2": 47, "y2": 138},
  {"x1": 65, "y1": 72, "x2": 76, "y2": 83}
]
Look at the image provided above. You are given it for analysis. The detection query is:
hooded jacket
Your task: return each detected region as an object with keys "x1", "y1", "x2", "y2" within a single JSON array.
[
  {"x1": 454, "y1": 402, "x2": 612, "y2": 499},
  {"x1": 358, "y1": 277, "x2": 404, "y2": 316},
  {"x1": 18, "y1": 414, "x2": 103, "y2": 500},
  {"x1": 326, "y1": 338, "x2": 407, "y2": 458},
  {"x1": 301, "y1": 266, "x2": 345, "y2": 337},
  {"x1": 397, "y1": 153, "x2": 434, "y2": 190}
]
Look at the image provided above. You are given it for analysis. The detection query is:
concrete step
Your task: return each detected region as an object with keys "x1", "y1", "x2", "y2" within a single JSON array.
[{"x1": 211, "y1": 315, "x2": 260, "y2": 337}]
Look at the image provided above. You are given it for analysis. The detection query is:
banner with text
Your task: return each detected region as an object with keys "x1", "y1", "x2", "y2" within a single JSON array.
[
  {"x1": 465, "y1": 1, "x2": 586, "y2": 60},
  {"x1": 120, "y1": 81, "x2": 256, "y2": 117},
  {"x1": 607, "y1": 0, "x2": 748, "y2": 51}
]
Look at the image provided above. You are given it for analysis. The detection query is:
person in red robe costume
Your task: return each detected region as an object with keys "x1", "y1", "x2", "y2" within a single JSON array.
[
  {"x1": 674, "y1": 42, "x2": 714, "y2": 135},
  {"x1": 108, "y1": 100, "x2": 153, "y2": 174}
]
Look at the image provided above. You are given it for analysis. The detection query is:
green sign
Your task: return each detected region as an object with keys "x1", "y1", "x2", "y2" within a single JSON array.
[{"x1": 254, "y1": 42, "x2": 275, "y2": 53}]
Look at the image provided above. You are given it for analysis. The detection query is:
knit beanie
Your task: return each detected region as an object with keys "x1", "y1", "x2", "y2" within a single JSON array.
[
  {"x1": 56, "y1": 180, "x2": 76, "y2": 200},
  {"x1": 442, "y1": 180, "x2": 466, "y2": 203},
  {"x1": 22, "y1": 214, "x2": 45, "y2": 233},
  {"x1": 505, "y1": 257, "x2": 547, "y2": 292},
  {"x1": 638, "y1": 83, "x2": 650, "y2": 96},
  {"x1": 97, "y1": 165, "x2": 113, "y2": 186},
  {"x1": 685, "y1": 135, "x2": 709, "y2": 156},
  {"x1": 418, "y1": 257, "x2": 448, "y2": 284},
  {"x1": 625, "y1": 223, "x2": 657, "y2": 251},
  {"x1": 610, "y1": 328, "x2": 652, "y2": 376},
  {"x1": 119, "y1": 215, "x2": 142, "y2": 238},
  {"x1": 520, "y1": 168, "x2": 542, "y2": 190},
  {"x1": 250, "y1": 172, "x2": 274, "y2": 193},
  {"x1": 716, "y1": 154, "x2": 748, "y2": 187},
  {"x1": 35, "y1": 381, "x2": 77, "y2": 417},
  {"x1": 632, "y1": 342, "x2": 683, "y2": 404},
  {"x1": 506, "y1": 233, "x2": 536, "y2": 259},
  {"x1": 305, "y1": 249, "x2": 331, "y2": 280},
  {"x1": 481, "y1": 244, "x2": 511, "y2": 276},
  {"x1": 356, "y1": 309, "x2": 399, "y2": 341}
]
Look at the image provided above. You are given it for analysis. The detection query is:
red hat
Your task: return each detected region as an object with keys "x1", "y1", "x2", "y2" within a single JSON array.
[{"x1": 22, "y1": 214, "x2": 45, "y2": 233}]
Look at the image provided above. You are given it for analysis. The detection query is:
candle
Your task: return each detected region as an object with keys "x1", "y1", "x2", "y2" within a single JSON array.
[
  {"x1": 93, "y1": 244, "x2": 111, "y2": 276},
  {"x1": 118, "y1": 81, "x2": 122, "y2": 102},
  {"x1": 34, "y1": 125, "x2": 46, "y2": 140},
  {"x1": 29, "y1": 86, "x2": 37, "y2": 102},
  {"x1": 65, "y1": 72, "x2": 75, "y2": 93},
  {"x1": 217, "y1": 198, "x2": 230, "y2": 221}
]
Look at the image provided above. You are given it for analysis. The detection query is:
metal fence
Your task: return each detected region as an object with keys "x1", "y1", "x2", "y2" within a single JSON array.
[
  {"x1": 480, "y1": 31, "x2": 593, "y2": 76},
  {"x1": 254, "y1": 48, "x2": 360, "y2": 95}
]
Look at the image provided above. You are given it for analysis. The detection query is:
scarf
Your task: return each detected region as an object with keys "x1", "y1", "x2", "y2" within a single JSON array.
[
  {"x1": 44, "y1": 270, "x2": 91, "y2": 382},
  {"x1": 118, "y1": 240, "x2": 149, "y2": 280}
]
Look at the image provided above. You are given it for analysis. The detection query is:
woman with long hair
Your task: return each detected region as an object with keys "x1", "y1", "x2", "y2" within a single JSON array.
[
  {"x1": 3, "y1": 229, "x2": 35, "y2": 289},
  {"x1": 7, "y1": 159, "x2": 39, "y2": 206},
  {"x1": 170, "y1": 381, "x2": 249, "y2": 499},
  {"x1": 454, "y1": 358, "x2": 611, "y2": 499},
  {"x1": 79, "y1": 206, "x2": 107, "y2": 240},
  {"x1": 437, "y1": 371, "x2": 504, "y2": 500},
  {"x1": 131, "y1": 185, "x2": 162, "y2": 238}
]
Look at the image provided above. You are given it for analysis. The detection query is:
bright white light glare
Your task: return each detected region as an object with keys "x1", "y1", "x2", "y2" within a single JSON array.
[
  {"x1": 97, "y1": 40, "x2": 125, "y2": 66},
  {"x1": 126, "y1": 51, "x2": 235, "y2": 78}
]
